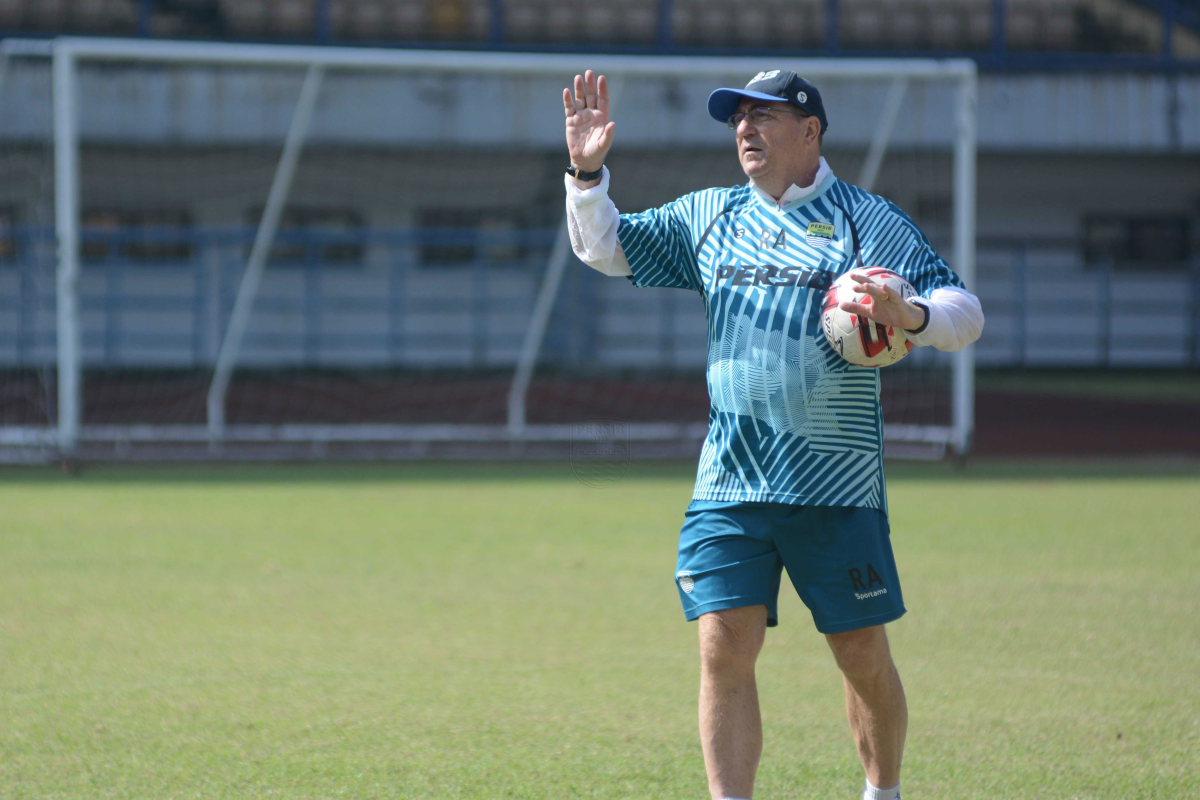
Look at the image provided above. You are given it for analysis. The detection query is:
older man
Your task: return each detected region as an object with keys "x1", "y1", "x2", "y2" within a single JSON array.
[{"x1": 562, "y1": 69, "x2": 983, "y2": 800}]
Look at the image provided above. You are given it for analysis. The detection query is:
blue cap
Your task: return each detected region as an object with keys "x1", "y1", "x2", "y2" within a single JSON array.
[{"x1": 707, "y1": 69, "x2": 828, "y2": 134}]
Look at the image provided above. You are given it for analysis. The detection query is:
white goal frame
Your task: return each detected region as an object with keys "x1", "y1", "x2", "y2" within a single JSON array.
[{"x1": 1, "y1": 37, "x2": 976, "y2": 461}]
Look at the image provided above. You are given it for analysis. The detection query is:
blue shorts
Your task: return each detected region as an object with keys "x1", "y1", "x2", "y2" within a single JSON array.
[{"x1": 675, "y1": 501, "x2": 905, "y2": 634}]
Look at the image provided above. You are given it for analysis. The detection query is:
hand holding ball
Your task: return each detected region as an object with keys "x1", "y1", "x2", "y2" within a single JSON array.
[{"x1": 821, "y1": 269, "x2": 920, "y2": 368}]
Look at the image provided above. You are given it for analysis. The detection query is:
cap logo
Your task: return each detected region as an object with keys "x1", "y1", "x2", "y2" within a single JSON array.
[
  {"x1": 749, "y1": 70, "x2": 780, "y2": 84},
  {"x1": 797, "y1": 91, "x2": 808, "y2": 103}
]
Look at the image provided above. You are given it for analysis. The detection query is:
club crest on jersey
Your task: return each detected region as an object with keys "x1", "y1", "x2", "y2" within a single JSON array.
[{"x1": 805, "y1": 221, "x2": 834, "y2": 248}]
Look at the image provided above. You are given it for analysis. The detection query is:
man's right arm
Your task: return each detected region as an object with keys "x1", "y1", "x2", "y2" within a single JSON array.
[
  {"x1": 562, "y1": 70, "x2": 631, "y2": 277},
  {"x1": 565, "y1": 166, "x2": 633, "y2": 277},
  {"x1": 561, "y1": 69, "x2": 701, "y2": 291}
]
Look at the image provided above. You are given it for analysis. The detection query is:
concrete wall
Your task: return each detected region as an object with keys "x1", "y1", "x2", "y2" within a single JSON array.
[{"x1": 2, "y1": 62, "x2": 1198, "y2": 152}]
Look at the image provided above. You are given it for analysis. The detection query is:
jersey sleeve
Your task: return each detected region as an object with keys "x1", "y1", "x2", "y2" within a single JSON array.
[
  {"x1": 857, "y1": 200, "x2": 965, "y2": 298},
  {"x1": 616, "y1": 194, "x2": 704, "y2": 292}
]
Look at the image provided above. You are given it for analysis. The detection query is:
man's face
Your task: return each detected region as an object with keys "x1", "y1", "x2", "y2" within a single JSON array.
[{"x1": 733, "y1": 97, "x2": 820, "y2": 181}]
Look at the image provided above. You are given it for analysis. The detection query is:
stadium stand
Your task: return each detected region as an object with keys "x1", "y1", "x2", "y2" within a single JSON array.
[{"x1": 0, "y1": 0, "x2": 1195, "y2": 54}]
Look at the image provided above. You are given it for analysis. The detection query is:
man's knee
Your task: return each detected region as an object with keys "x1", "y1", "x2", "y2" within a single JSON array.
[
  {"x1": 698, "y1": 605, "x2": 768, "y2": 676},
  {"x1": 826, "y1": 625, "x2": 893, "y2": 681}
]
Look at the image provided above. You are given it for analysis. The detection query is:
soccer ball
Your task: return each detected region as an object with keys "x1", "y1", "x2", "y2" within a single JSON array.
[{"x1": 821, "y1": 268, "x2": 916, "y2": 368}]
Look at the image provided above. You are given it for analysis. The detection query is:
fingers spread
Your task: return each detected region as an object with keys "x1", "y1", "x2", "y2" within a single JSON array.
[
  {"x1": 563, "y1": 87, "x2": 575, "y2": 117},
  {"x1": 597, "y1": 74, "x2": 609, "y2": 111},
  {"x1": 840, "y1": 301, "x2": 872, "y2": 317},
  {"x1": 857, "y1": 283, "x2": 887, "y2": 300},
  {"x1": 573, "y1": 74, "x2": 586, "y2": 110},
  {"x1": 600, "y1": 120, "x2": 616, "y2": 148}
]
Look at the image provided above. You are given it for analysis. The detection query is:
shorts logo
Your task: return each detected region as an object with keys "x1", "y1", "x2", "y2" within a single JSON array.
[
  {"x1": 677, "y1": 570, "x2": 695, "y2": 594},
  {"x1": 806, "y1": 220, "x2": 834, "y2": 248},
  {"x1": 850, "y1": 563, "x2": 885, "y2": 601}
]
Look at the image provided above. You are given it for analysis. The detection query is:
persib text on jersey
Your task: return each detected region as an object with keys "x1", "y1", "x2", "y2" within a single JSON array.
[{"x1": 714, "y1": 264, "x2": 834, "y2": 290}]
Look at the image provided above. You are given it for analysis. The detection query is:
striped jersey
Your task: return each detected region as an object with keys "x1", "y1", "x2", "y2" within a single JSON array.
[{"x1": 617, "y1": 171, "x2": 965, "y2": 511}]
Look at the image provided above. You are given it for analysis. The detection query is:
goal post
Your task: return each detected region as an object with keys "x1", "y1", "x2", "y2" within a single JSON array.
[{"x1": 0, "y1": 37, "x2": 976, "y2": 462}]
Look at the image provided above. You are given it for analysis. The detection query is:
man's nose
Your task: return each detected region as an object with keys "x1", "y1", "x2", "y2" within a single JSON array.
[{"x1": 737, "y1": 117, "x2": 758, "y2": 136}]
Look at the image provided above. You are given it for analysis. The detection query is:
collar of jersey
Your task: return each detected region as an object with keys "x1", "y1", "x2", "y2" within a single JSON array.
[{"x1": 750, "y1": 157, "x2": 836, "y2": 212}]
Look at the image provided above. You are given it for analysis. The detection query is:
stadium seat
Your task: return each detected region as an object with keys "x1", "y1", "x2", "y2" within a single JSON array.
[
  {"x1": 464, "y1": 0, "x2": 488, "y2": 39},
  {"x1": 1006, "y1": 0, "x2": 1039, "y2": 50},
  {"x1": 883, "y1": 0, "x2": 923, "y2": 50},
  {"x1": 545, "y1": 0, "x2": 577, "y2": 42},
  {"x1": 0, "y1": 0, "x2": 21, "y2": 27},
  {"x1": 29, "y1": 0, "x2": 70, "y2": 29},
  {"x1": 221, "y1": 0, "x2": 269, "y2": 36},
  {"x1": 695, "y1": 0, "x2": 733, "y2": 47},
  {"x1": 841, "y1": 0, "x2": 887, "y2": 50},
  {"x1": 349, "y1": 1, "x2": 386, "y2": 40},
  {"x1": 73, "y1": 0, "x2": 107, "y2": 30},
  {"x1": 581, "y1": 4, "x2": 618, "y2": 43},
  {"x1": 617, "y1": 0, "x2": 656, "y2": 45},
  {"x1": 966, "y1": 3, "x2": 991, "y2": 49},
  {"x1": 1044, "y1": 9, "x2": 1075, "y2": 51},
  {"x1": 504, "y1": 0, "x2": 541, "y2": 42},
  {"x1": 273, "y1": 0, "x2": 314, "y2": 36},
  {"x1": 929, "y1": 0, "x2": 967, "y2": 50},
  {"x1": 769, "y1": 0, "x2": 824, "y2": 49},
  {"x1": 732, "y1": 5, "x2": 770, "y2": 48}
]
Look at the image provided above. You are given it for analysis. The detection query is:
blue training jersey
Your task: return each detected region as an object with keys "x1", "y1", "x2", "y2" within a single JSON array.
[{"x1": 617, "y1": 171, "x2": 965, "y2": 511}]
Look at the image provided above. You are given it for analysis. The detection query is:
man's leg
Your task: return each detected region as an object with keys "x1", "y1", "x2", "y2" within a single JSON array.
[
  {"x1": 698, "y1": 604, "x2": 768, "y2": 800},
  {"x1": 826, "y1": 624, "x2": 907, "y2": 790}
]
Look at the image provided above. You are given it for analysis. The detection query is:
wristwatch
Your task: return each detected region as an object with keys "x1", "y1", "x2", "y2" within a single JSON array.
[
  {"x1": 904, "y1": 300, "x2": 930, "y2": 335},
  {"x1": 566, "y1": 164, "x2": 604, "y2": 181}
]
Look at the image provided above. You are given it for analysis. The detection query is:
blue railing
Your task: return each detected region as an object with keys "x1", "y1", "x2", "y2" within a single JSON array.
[
  {"x1": 5, "y1": 0, "x2": 1198, "y2": 72},
  {"x1": 2, "y1": 227, "x2": 1199, "y2": 370}
]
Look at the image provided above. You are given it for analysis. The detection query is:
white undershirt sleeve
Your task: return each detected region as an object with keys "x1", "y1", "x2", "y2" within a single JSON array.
[
  {"x1": 906, "y1": 286, "x2": 984, "y2": 352},
  {"x1": 564, "y1": 167, "x2": 633, "y2": 278}
]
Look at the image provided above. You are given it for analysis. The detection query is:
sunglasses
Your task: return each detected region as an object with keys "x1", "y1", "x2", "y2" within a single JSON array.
[{"x1": 727, "y1": 106, "x2": 810, "y2": 130}]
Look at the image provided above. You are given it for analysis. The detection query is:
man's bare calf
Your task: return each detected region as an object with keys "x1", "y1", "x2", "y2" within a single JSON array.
[{"x1": 698, "y1": 610, "x2": 906, "y2": 799}]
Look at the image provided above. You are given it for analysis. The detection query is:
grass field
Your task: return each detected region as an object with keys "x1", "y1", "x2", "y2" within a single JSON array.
[{"x1": 2, "y1": 460, "x2": 1198, "y2": 800}]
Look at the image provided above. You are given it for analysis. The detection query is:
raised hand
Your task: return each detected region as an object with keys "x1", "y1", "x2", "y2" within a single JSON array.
[
  {"x1": 564, "y1": 69, "x2": 616, "y2": 174},
  {"x1": 838, "y1": 271, "x2": 926, "y2": 331}
]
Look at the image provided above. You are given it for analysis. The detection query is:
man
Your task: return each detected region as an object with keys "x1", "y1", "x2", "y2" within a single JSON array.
[{"x1": 562, "y1": 69, "x2": 983, "y2": 800}]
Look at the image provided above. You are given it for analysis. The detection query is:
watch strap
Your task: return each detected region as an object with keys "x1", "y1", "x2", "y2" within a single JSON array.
[
  {"x1": 567, "y1": 164, "x2": 604, "y2": 181},
  {"x1": 904, "y1": 299, "x2": 931, "y2": 335}
]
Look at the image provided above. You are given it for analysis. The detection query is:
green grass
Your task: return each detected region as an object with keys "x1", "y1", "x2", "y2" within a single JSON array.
[{"x1": 2, "y1": 461, "x2": 1198, "y2": 800}]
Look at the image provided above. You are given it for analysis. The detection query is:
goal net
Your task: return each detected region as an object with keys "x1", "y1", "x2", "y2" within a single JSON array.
[{"x1": 0, "y1": 39, "x2": 975, "y2": 462}]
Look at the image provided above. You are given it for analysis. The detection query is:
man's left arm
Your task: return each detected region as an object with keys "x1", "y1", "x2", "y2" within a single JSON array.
[
  {"x1": 893, "y1": 237, "x2": 983, "y2": 352},
  {"x1": 846, "y1": 221, "x2": 984, "y2": 353},
  {"x1": 902, "y1": 282, "x2": 983, "y2": 353}
]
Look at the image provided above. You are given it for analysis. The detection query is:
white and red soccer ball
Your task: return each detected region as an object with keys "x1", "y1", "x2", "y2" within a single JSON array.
[{"x1": 821, "y1": 268, "x2": 916, "y2": 368}]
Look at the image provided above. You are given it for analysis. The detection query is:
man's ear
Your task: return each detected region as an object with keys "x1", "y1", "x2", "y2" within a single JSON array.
[{"x1": 807, "y1": 116, "x2": 821, "y2": 146}]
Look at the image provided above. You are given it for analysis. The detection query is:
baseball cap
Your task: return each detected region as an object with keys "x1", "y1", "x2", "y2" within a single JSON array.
[{"x1": 707, "y1": 69, "x2": 828, "y2": 134}]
